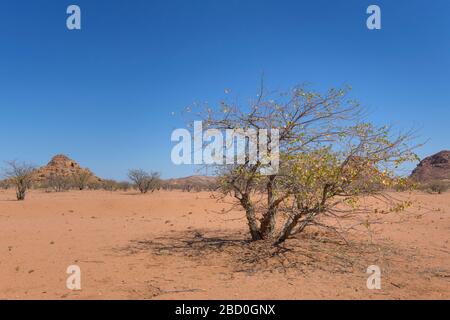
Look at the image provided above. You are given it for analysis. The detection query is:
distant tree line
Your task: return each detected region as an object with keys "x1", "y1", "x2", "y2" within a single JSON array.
[{"x1": 0, "y1": 163, "x2": 217, "y2": 201}]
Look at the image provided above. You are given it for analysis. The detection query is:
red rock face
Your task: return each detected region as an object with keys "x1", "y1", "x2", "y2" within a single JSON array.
[
  {"x1": 34, "y1": 154, "x2": 101, "y2": 183},
  {"x1": 47, "y1": 154, "x2": 80, "y2": 169},
  {"x1": 410, "y1": 150, "x2": 450, "y2": 182}
]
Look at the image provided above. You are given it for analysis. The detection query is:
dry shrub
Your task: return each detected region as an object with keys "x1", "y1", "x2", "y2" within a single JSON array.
[
  {"x1": 45, "y1": 174, "x2": 72, "y2": 192},
  {"x1": 72, "y1": 171, "x2": 92, "y2": 190},
  {"x1": 128, "y1": 169, "x2": 161, "y2": 193},
  {"x1": 102, "y1": 179, "x2": 120, "y2": 191},
  {"x1": 3, "y1": 161, "x2": 36, "y2": 200},
  {"x1": 117, "y1": 181, "x2": 132, "y2": 191},
  {"x1": 419, "y1": 180, "x2": 450, "y2": 194},
  {"x1": 0, "y1": 179, "x2": 11, "y2": 190}
]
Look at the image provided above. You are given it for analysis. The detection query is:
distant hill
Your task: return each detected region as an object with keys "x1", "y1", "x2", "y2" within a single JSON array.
[
  {"x1": 34, "y1": 154, "x2": 101, "y2": 184},
  {"x1": 164, "y1": 175, "x2": 217, "y2": 190},
  {"x1": 410, "y1": 150, "x2": 450, "y2": 183}
]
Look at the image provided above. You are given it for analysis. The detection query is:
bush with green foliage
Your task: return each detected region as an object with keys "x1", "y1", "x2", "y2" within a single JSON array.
[{"x1": 191, "y1": 84, "x2": 419, "y2": 244}]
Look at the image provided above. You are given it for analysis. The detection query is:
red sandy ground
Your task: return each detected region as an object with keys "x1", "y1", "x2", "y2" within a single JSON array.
[{"x1": 0, "y1": 189, "x2": 448, "y2": 299}]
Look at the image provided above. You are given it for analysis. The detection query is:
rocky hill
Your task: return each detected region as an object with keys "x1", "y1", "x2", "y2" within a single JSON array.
[
  {"x1": 34, "y1": 154, "x2": 101, "y2": 184},
  {"x1": 410, "y1": 150, "x2": 450, "y2": 183}
]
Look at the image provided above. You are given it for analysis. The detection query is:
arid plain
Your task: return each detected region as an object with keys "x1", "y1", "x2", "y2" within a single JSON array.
[{"x1": 0, "y1": 189, "x2": 448, "y2": 300}]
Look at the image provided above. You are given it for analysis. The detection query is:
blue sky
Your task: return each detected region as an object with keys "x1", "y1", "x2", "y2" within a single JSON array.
[{"x1": 0, "y1": 0, "x2": 449, "y2": 179}]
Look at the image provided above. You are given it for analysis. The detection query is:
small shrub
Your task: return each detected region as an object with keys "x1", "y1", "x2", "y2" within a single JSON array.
[
  {"x1": 427, "y1": 180, "x2": 449, "y2": 194},
  {"x1": 3, "y1": 161, "x2": 36, "y2": 200},
  {"x1": 102, "y1": 179, "x2": 119, "y2": 191},
  {"x1": 87, "y1": 181, "x2": 102, "y2": 190},
  {"x1": 128, "y1": 169, "x2": 161, "y2": 194},
  {"x1": 0, "y1": 180, "x2": 10, "y2": 190},
  {"x1": 46, "y1": 174, "x2": 72, "y2": 192},
  {"x1": 72, "y1": 171, "x2": 92, "y2": 190},
  {"x1": 117, "y1": 181, "x2": 132, "y2": 191}
]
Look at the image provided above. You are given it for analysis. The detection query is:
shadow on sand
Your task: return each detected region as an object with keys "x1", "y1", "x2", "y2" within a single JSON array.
[{"x1": 112, "y1": 228, "x2": 402, "y2": 275}]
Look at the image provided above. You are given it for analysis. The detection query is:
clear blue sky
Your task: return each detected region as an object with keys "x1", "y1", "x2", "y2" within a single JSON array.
[{"x1": 0, "y1": 0, "x2": 449, "y2": 179}]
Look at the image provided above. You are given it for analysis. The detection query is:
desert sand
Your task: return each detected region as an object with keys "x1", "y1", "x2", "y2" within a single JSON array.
[{"x1": 0, "y1": 189, "x2": 448, "y2": 300}]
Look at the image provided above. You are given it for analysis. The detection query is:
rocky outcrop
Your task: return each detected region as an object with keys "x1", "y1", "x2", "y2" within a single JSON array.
[
  {"x1": 410, "y1": 150, "x2": 450, "y2": 182},
  {"x1": 34, "y1": 154, "x2": 101, "y2": 184}
]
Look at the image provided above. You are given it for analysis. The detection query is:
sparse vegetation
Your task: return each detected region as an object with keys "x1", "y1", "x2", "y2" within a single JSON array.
[
  {"x1": 128, "y1": 169, "x2": 161, "y2": 194},
  {"x1": 182, "y1": 184, "x2": 193, "y2": 192},
  {"x1": 0, "y1": 179, "x2": 10, "y2": 190},
  {"x1": 46, "y1": 173, "x2": 72, "y2": 192},
  {"x1": 87, "y1": 181, "x2": 102, "y2": 190},
  {"x1": 3, "y1": 160, "x2": 36, "y2": 200},
  {"x1": 102, "y1": 179, "x2": 120, "y2": 191},
  {"x1": 117, "y1": 181, "x2": 132, "y2": 191},
  {"x1": 418, "y1": 180, "x2": 450, "y2": 194},
  {"x1": 161, "y1": 176, "x2": 217, "y2": 192},
  {"x1": 72, "y1": 171, "x2": 92, "y2": 190}
]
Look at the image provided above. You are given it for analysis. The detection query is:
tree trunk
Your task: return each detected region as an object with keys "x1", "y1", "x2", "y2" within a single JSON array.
[
  {"x1": 276, "y1": 213, "x2": 302, "y2": 244},
  {"x1": 277, "y1": 186, "x2": 329, "y2": 243},
  {"x1": 240, "y1": 194, "x2": 262, "y2": 241},
  {"x1": 16, "y1": 185, "x2": 26, "y2": 201},
  {"x1": 259, "y1": 176, "x2": 277, "y2": 239}
]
